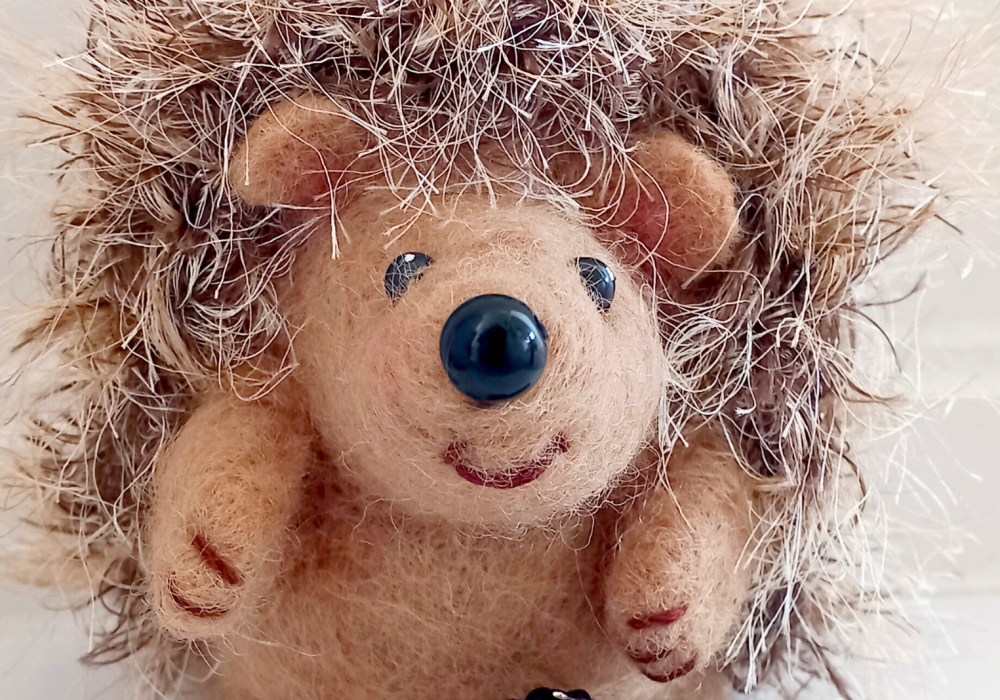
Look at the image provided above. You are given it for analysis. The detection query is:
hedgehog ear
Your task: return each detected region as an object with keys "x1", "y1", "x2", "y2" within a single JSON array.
[
  {"x1": 593, "y1": 132, "x2": 740, "y2": 285},
  {"x1": 228, "y1": 95, "x2": 375, "y2": 206}
]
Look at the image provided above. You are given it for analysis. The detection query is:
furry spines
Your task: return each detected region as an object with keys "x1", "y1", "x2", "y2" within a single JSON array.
[{"x1": 6, "y1": 0, "x2": 935, "y2": 696}]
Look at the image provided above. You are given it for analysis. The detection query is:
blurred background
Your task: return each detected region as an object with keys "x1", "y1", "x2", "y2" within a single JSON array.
[{"x1": 0, "y1": 1, "x2": 996, "y2": 699}]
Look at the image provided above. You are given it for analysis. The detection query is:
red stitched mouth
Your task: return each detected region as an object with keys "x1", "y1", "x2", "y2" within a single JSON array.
[{"x1": 445, "y1": 433, "x2": 569, "y2": 489}]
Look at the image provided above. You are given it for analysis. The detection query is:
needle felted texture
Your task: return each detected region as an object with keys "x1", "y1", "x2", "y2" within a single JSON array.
[
  {"x1": 285, "y1": 189, "x2": 664, "y2": 526},
  {"x1": 603, "y1": 431, "x2": 756, "y2": 684},
  {"x1": 134, "y1": 137, "x2": 750, "y2": 698},
  {"x1": 2, "y1": 0, "x2": 939, "y2": 698},
  {"x1": 196, "y1": 469, "x2": 666, "y2": 700},
  {"x1": 146, "y1": 390, "x2": 313, "y2": 639}
]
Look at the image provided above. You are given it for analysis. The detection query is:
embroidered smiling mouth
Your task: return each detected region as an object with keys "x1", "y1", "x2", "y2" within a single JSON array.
[{"x1": 444, "y1": 433, "x2": 570, "y2": 489}]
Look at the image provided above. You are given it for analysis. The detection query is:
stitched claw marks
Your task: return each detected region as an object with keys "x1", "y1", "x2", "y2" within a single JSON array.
[
  {"x1": 628, "y1": 605, "x2": 687, "y2": 630},
  {"x1": 620, "y1": 606, "x2": 698, "y2": 683},
  {"x1": 162, "y1": 533, "x2": 244, "y2": 619}
]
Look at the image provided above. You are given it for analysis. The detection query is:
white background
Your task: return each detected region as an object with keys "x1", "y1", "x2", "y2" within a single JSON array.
[{"x1": 0, "y1": 1, "x2": 997, "y2": 699}]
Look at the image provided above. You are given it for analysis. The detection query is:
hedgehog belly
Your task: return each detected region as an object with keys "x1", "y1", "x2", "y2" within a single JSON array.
[{"x1": 210, "y1": 476, "x2": 629, "y2": 700}]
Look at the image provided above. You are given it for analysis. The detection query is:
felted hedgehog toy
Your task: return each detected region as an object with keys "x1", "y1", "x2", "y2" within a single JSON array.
[{"x1": 2, "y1": 1, "x2": 936, "y2": 699}]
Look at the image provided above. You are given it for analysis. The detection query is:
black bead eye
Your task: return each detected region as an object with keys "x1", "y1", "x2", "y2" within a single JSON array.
[
  {"x1": 575, "y1": 257, "x2": 615, "y2": 311},
  {"x1": 385, "y1": 252, "x2": 432, "y2": 298}
]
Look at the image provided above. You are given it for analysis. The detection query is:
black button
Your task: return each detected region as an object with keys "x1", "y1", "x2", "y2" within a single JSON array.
[{"x1": 440, "y1": 294, "x2": 548, "y2": 403}]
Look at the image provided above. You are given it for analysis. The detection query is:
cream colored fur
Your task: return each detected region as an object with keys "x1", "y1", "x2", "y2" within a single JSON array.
[{"x1": 144, "y1": 97, "x2": 755, "y2": 700}]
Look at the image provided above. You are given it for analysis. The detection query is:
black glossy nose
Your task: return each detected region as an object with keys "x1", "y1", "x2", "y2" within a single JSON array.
[{"x1": 440, "y1": 294, "x2": 548, "y2": 403}]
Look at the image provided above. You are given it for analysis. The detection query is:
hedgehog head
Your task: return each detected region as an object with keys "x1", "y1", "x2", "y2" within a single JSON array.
[{"x1": 226, "y1": 96, "x2": 739, "y2": 525}]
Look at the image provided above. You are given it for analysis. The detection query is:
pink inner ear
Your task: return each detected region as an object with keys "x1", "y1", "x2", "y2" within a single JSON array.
[
  {"x1": 289, "y1": 162, "x2": 344, "y2": 206},
  {"x1": 617, "y1": 174, "x2": 735, "y2": 280},
  {"x1": 603, "y1": 134, "x2": 740, "y2": 284},
  {"x1": 247, "y1": 143, "x2": 363, "y2": 208},
  {"x1": 229, "y1": 96, "x2": 375, "y2": 207},
  {"x1": 615, "y1": 177, "x2": 671, "y2": 260}
]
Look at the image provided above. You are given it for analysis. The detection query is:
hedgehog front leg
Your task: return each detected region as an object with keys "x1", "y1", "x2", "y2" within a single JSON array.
[
  {"x1": 145, "y1": 390, "x2": 313, "y2": 640},
  {"x1": 604, "y1": 430, "x2": 756, "y2": 685}
]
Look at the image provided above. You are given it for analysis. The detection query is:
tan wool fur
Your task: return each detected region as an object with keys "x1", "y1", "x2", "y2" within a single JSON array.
[
  {"x1": 140, "y1": 101, "x2": 754, "y2": 698},
  {"x1": 146, "y1": 391, "x2": 313, "y2": 638},
  {"x1": 2, "y1": 1, "x2": 942, "y2": 698}
]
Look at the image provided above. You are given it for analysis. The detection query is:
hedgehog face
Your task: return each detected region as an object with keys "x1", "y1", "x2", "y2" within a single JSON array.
[
  {"x1": 228, "y1": 96, "x2": 738, "y2": 527},
  {"x1": 284, "y1": 190, "x2": 664, "y2": 526}
]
